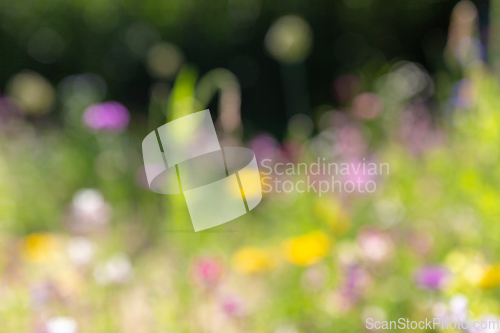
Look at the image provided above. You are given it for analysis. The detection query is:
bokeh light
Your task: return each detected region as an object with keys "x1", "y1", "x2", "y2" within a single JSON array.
[
  {"x1": 265, "y1": 15, "x2": 313, "y2": 64},
  {"x1": 6, "y1": 71, "x2": 55, "y2": 115}
]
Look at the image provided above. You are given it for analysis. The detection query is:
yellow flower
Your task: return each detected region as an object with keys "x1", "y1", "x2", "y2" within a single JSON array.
[
  {"x1": 229, "y1": 169, "x2": 262, "y2": 200},
  {"x1": 479, "y1": 264, "x2": 500, "y2": 289},
  {"x1": 22, "y1": 233, "x2": 59, "y2": 263},
  {"x1": 238, "y1": 169, "x2": 262, "y2": 200},
  {"x1": 283, "y1": 231, "x2": 331, "y2": 266},
  {"x1": 232, "y1": 246, "x2": 274, "y2": 274}
]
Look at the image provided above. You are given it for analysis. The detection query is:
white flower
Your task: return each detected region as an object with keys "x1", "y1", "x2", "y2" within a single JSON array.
[
  {"x1": 72, "y1": 189, "x2": 105, "y2": 213},
  {"x1": 94, "y1": 253, "x2": 133, "y2": 285},
  {"x1": 67, "y1": 237, "x2": 94, "y2": 266},
  {"x1": 46, "y1": 317, "x2": 78, "y2": 333},
  {"x1": 67, "y1": 188, "x2": 111, "y2": 233}
]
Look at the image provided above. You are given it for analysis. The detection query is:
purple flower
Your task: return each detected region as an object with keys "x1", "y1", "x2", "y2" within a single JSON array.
[
  {"x1": 450, "y1": 79, "x2": 476, "y2": 109},
  {"x1": 331, "y1": 264, "x2": 370, "y2": 312},
  {"x1": 0, "y1": 94, "x2": 23, "y2": 130},
  {"x1": 83, "y1": 101, "x2": 129, "y2": 132},
  {"x1": 415, "y1": 266, "x2": 449, "y2": 290}
]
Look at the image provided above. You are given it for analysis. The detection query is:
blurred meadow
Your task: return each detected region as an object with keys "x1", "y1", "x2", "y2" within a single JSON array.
[{"x1": 1, "y1": 0, "x2": 500, "y2": 332}]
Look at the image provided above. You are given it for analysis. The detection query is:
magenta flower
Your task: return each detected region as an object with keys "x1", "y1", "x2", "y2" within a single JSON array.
[
  {"x1": 191, "y1": 257, "x2": 223, "y2": 289},
  {"x1": 83, "y1": 101, "x2": 129, "y2": 132},
  {"x1": 221, "y1": 294, "x2": 245, "y2": 317},
  {"x1": 415, "y1": 266, "x2": 449, "y2": 290},
  {"x1": 248, "y1": 133, "x2": 278, "y2": 166},
  {"x1": 343, "y1": 157, "x2": 377, "y2": 188}
]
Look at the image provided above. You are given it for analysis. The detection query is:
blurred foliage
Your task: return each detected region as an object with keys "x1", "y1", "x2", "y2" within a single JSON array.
[
  {"x1": 0, "y1": 0, "x2": 462, "y2": 137},
  {"x1": 1, "y1": 0, "x2": 500, "y2": 332}
]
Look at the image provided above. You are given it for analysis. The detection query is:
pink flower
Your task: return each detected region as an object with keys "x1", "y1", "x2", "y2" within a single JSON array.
[
  {"x1": 335, "y1": 125, "x2": 367, "y2": 158},
  {"x1": 398, "y1": 103, "x2": 446, "y2": 155},
  {"x1": 352, "y1": 93, "x2": 383, "y2": 120},
  {"x1": 191, "y1": 257, "x2": 223, "y2": 288},
  {"x1": 357, "y1": 227, "x2": 394, "y2": 263},
  {"x1": 342, "y1": 157, "x2": 377, "y2": 187}
]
